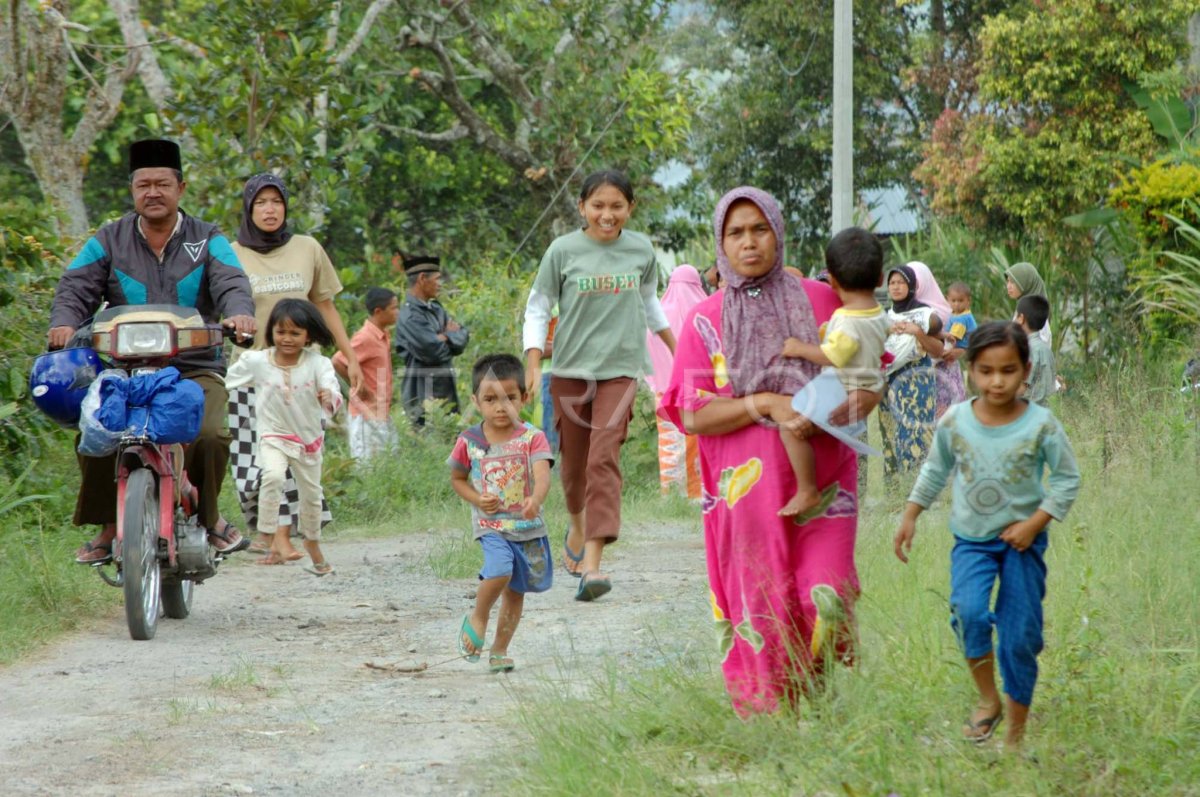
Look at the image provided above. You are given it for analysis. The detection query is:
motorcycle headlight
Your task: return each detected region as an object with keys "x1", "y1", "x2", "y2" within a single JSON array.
[{"x1": 115, "y1": 323, "x2": 174, "y2": 356}]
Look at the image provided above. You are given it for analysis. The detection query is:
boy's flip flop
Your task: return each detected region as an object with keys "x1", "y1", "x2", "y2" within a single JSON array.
[
  {"x1": 488, "y1": 654, "x2": 515, "y2": 673},
  {"x1": 458, "y1": 615, "x2": 483, "y2": 663},
  {"x1": 963, "y1": 711, "x2": 1003, "y2": 744},
  {"x1": 562, "y1": 526, "x2": 583, "y2": 578}
]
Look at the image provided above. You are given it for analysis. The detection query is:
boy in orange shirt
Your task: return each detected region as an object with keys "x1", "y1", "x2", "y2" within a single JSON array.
[{"x1": 334, "y1": 287, "x2": 399, "y2": 459}]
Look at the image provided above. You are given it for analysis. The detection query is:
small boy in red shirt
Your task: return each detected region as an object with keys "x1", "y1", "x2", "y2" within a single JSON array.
[{"x1": 334, "y1": 287, "x2": 399, "y2": 459}]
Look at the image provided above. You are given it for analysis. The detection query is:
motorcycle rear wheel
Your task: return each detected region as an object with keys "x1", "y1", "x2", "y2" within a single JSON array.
[
  {"x1": 122, "y1": 468, "x2": 161, "y2": 640},
  {"x1": 160, "y1": 578, "x2": 193, "y2": 619}
]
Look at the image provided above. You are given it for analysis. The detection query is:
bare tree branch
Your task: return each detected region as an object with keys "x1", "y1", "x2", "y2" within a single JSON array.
[
  {"x1": 143, "y1": 23, "x2": 207, "y2": 59},
  {"x1": 445, "y1": 2, "x2": 537, "y2": 116},
  {"x1": 403, "y1": 24, "x2": 537, "y2": 173},
  {"x1": 70, "y1": 46, "x2": 136, "y2": 156},
  {"x1": 108, "y1": 0, "x2": 172, "y2": 110},
  {"x1": 335, "y1": 0, "x2": 394, "y2": 66},
  {"x1": 379, "y1": 122, "x2": 469, "y2": 142}
]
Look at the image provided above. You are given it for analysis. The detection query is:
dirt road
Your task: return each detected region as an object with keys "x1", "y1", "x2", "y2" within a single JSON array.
[{"x1": 0, "y1": 522, "x2": 707, "y2": 796}]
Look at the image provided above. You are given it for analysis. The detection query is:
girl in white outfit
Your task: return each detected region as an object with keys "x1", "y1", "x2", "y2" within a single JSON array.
[{"x1": 225, "y1": 299, "x2": 342, "y2": 574}]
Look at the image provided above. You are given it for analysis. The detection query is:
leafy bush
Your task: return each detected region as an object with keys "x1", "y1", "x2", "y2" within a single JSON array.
[{"x1": 0, "y1": 223, "x2": 74, "y2": 480}]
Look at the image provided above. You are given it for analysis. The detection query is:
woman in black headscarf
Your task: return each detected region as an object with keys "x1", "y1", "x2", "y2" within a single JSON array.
[{"x1": 226, "y1": 174, "x2": 362, "y2": 559}]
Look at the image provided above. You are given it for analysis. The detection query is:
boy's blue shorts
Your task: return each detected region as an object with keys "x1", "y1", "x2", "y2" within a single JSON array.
[{"x1": 478, "y1": 533, "x2": 552, "y2": 593}]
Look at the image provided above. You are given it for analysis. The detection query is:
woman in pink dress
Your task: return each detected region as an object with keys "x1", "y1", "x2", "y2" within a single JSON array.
[{"x1": 660, "y1": 187, "x2": 880, "y2": 714}]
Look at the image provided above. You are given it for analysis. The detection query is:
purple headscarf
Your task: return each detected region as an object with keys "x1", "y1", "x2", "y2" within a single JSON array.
[
  {"x1": 714, "y1": 187, "x2": 819, "y2": 397},
  {"x1": 237, "y1": 173, "x2": 293, "y2": 253}
]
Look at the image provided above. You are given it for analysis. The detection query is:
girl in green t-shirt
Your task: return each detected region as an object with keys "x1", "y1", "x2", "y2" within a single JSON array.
[{"x1": 522, "y1": 170, "x2": 676, "y2": 602}]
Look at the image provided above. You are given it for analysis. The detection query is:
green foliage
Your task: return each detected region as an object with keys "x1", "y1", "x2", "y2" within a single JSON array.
[
  {"x1": 1139, "y1": 204, "x2": 1200, "y2": 330},
  {"x1": 917, "y1": 0, "x2": 1194, "y2": 237},
  {"x1": 0, "y1": 224, "x2": 73, "y2": 474},
  {"x1": 684, "y1": 1, "x2": 945, "y2": 258}
]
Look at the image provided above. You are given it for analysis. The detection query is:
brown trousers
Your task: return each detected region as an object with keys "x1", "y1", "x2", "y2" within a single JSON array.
[
  {"x1": 550, "y1": 376, "x2": 637, "y2": 543},
  {"x1": 75, "y1": 370, "x2": 230, "y2": 529}
]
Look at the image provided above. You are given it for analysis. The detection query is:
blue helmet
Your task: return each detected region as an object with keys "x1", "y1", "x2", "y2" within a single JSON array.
[{"x1": 29, "y1": 348, "x2": 103, "y2": 428}]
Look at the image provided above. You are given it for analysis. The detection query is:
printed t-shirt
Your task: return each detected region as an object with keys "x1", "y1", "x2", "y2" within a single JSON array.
[
  {"x1": 231, "y1": 235, "x2": 342, "y2": 350},
  {"x1": 333, "y1": 321, "x2": 392, "y2": 420},
  {"x1": 448, "y1": 423, "x2": 553, "y2": 541},
  {"x1": 819, "y1": 305, "x2": 890, "y2": 393},
  {"x1": 908, "y1": 399, "x2": 1079, "y2": 541},
  {"x1": 1025, "y1": 333, "x2": 1056, "y2": 405},
  {"x1": 947, "y1": 311, "x2": 978, "y2": 349},
  {"x1": 531, "y1": 230, "x2": 659, "y2": 381}
]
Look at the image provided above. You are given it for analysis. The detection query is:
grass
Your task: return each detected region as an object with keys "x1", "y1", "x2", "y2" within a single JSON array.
[{"x1": 496, "y1": 363, "x2": 1200, "y2": 796}]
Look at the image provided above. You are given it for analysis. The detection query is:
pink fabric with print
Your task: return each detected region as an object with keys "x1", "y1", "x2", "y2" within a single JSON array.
[
  {"x1": 646, "y1": 264, "x2": 708, "y2": 394},
  {"x1": 660, "y1": 279, "x2": 860, "y2": 715}
]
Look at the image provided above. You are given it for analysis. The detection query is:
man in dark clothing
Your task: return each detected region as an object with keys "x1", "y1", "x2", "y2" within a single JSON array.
[
  {"x1": 48, "y1": 139, "x2": 257, "y2": 563},
  {"x1": 393, "y1": 254, "x2": 469, "y2": 427}
]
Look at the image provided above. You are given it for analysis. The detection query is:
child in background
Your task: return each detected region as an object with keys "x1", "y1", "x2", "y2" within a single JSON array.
[
  {"x1": 1016, "y1": 294, "x2": 1055, "y2": 405},
  {"x1": 225, "y1": 299, "x2": 342, "y2": 574},
  {"x1": 894, "y1": 321, "x2": 1080, "y2": 750},
  {"x1": 450, "y1": 354, "x2": 553, "y2": 672},
  {"x1": 944, "y1": 282, "x2": 978, "y2": 364},
  {"x1": 779, "y1": 227, "x2": 888, "y2": 516},
  {"x1": 333, "y1": 287, "x2": 399, "y2": 460}
]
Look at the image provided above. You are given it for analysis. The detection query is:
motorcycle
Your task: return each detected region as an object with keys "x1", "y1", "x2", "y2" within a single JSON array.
[{"x1": 30, "y1": 304, "x2": 247, "y2": 640}]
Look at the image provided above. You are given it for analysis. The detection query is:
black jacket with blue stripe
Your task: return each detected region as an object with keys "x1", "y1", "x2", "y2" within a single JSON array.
[{"x1": 50, "y1": 211, "x2": 255, "y2": 374}]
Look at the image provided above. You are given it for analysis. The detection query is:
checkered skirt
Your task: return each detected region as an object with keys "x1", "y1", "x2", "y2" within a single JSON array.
[{"x1": 228, "y1": 386, "x2": 332, "y2": 531}]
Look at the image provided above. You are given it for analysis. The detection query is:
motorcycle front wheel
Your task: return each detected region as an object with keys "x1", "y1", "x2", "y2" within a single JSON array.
[{"x1": 122, "y1": 468, "x2": 161, "y2": 640}]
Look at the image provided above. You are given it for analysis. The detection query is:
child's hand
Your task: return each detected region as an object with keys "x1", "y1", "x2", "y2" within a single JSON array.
[
  {"x1": 999, "y1": 518, "x2": 1041, "y2": 552},
  {"x1": 893, "y1": 519, "x2": 917, "y2": 563},
  {"x1": 520, "y1": 496, "x2": 541, "y2": 520},
  {"x1": 781, "y1": 337, "x2": 803, "y2": 358},
  {"x1": 478, "y1": 492, "x2": 502, "y2": 514},
  {"x1": 317, "y1": 388, "x2": 335, "y2": 413}
]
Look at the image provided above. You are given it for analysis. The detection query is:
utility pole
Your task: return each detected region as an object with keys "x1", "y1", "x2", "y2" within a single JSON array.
[{"x1": 831, "y1": 0, "x2": 853, "y2": 235}]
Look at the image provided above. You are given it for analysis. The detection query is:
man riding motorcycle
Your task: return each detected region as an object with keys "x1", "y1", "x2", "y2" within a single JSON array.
[{"x1": 47, "y1": 139, "x2": 257, "y2": 563}]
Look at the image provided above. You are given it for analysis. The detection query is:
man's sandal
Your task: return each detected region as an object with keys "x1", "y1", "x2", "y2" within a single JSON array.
[{"x1": 75, "y1": 540, "x2": 113, "y2": 565}]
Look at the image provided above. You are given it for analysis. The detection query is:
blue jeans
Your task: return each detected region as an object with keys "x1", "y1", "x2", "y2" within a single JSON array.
[{"x1": 949, "y1": 531, "x2": 1048, "y2": 706}]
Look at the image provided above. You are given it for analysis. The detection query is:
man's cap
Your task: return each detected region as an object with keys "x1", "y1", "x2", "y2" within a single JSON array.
[
  {"x1": 129, "y1": 139, "x2": 182, "y2": 174},
  {"x1": 403, "y1": 254, "x2": 441, "y2": 275}
]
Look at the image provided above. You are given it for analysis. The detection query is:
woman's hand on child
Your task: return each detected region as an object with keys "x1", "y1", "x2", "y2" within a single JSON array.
[
  {"x1": 763, "y1": 393, "x2": 815, "y2": 439},
  {"x1": 477, "y1": 492, "x2": 502, "y2": 514},
  {"x1": 828, "y1": 389, "x2": 881, "y2": 426}
]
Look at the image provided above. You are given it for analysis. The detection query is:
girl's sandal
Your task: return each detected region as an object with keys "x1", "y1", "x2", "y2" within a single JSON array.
[
  {"x1": 488, "y1": 653, "x2": 515, "y2": 673},
  {"x1": 304, "y1": 562, "x2": 334, "y2": 577}
]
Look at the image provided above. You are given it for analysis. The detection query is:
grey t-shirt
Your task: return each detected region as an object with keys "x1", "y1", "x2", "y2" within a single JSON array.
[{"x1": 531, "y1": 230, "x2": 659, "y2": 381}]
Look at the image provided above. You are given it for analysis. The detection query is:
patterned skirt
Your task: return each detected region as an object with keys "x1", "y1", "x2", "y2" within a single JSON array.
[
  {"x1": 228, "y1": 386, "x2": 332, "y2": 532},
  {"x1": 935, "y1": 358, "x2": 967, "y2": 420},
  {"x1": 879, "y1": 357, "x2": 936, "y2": 480}
]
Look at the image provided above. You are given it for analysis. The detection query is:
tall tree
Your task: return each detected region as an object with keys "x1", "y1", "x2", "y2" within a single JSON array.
[
  {"x1": 915, "y1": 0, "x2": 1195, "y2": 236},
  {"x1": 0, "y1": 0, "x2": 133, "y2": 237}
]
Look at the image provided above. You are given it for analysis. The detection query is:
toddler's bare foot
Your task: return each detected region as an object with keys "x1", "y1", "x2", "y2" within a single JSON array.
[{"x1": 779, "y1": 489, "x2": 821, "y2": 517}]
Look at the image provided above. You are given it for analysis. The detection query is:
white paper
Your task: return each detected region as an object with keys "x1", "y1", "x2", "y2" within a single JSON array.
[{"x1": 791, "y1": 370, "x2": 882, "y2": 457}]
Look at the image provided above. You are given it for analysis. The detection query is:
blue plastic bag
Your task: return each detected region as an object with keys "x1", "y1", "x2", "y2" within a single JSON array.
[
  {"x1": 87, "y1": 367, "x2": 205, "y2": 449},
  {"x1": 78, "y1": 370, "x2": 128, "y2": 456}
]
